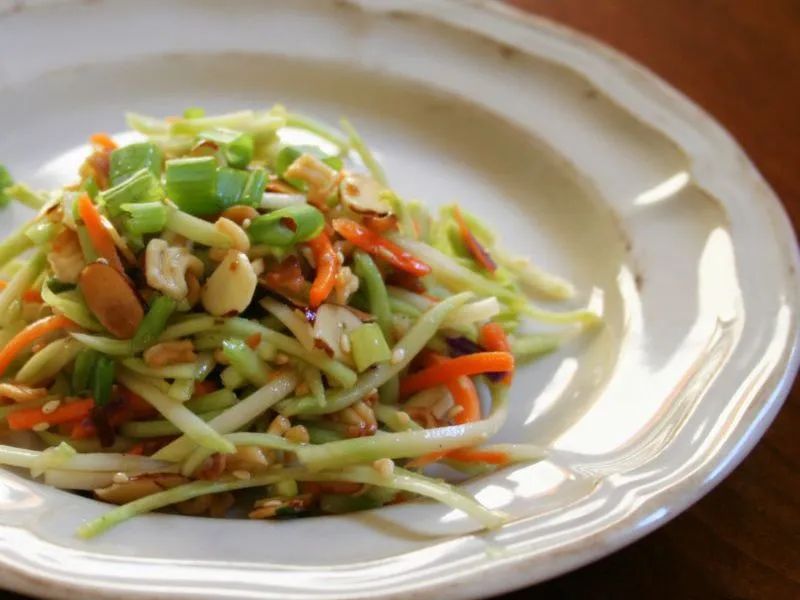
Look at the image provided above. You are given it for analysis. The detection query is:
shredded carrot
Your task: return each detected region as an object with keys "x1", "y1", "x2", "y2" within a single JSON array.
[
  {"x1": 0, "y1": 280, "x2": 43, "y2": 303},
  {"x1": 448, "y1": 448, "x2": 509, "y2": 465},
  {"x1": 422, "y1": 353, "x2": 481, "y2": 424},
  {"x1": 89, "y1": 132, "x2": 117, "y2": 152},
  {"x1": 409, "y1": 447, "x2": 510, "y2": 469},
  {"x1": 307, "y1": 232, "x2": 339, "y2": 307},
  {"x1": 245, "y1": 333, "x2": 262, "y2": 350},
  {"x1": 77, "y1": 194, "x2": 123, "y2": 272},
  {"x1": 192, "y1": 379, "x2": 219, "y2": 397},
  {"x1": 8, "y1": 398, "x2": 94, "y2": 430},
  {"x1": 479, "y1": 322, "x2": 513, "y2": 384},
  {"x1": 0, "y1": 315, "x2": 77, "y2": 378},
  {"x1": 400, "y1": 352, "x2": 514, "y2": 397},
  {"x1": 332, "y1": 218, "x2": 431, "y2": 277},
  {"x1": 453, "y1": 206, "x2": 497, "y2": 273},
  {"x1": 70, "y1": 386, "x2": 156, "y2": 440},
  {"x1": 363, "y1": 214, "x2": 398, "y2": 234}
]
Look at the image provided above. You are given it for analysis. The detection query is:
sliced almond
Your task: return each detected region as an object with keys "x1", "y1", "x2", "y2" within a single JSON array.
[
  {"x1": 79, "y1": 261, "x2": 144, "y2": 339},
  {"x1": 312, "y1": 304, "x2": 370, "y2": 361},
  {"x1": 340, "y1": 173, "x2": 391, "y2": 216},
  {"x1": 95, "y1": 473, "x2": 188, "y2": 504}
]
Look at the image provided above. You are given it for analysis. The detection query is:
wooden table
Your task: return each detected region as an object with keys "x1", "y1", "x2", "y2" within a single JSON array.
[{"x1": 501, "y1": 1, "x2": 800, "y2": 598}]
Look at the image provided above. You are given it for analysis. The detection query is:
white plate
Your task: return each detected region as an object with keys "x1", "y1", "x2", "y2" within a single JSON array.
[{"x1": 0, "y1": 1, "x2": 798, "y2": 598}]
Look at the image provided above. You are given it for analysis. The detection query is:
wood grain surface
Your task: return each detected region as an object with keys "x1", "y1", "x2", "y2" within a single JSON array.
[{"x1": 500, "y1": 1, "x2": 800, "y2": 598}]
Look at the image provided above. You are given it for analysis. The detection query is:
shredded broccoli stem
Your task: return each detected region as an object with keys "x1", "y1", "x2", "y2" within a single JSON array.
[
  {"x1": 296, "y1": 386, "x2": 508, "y2": 470},
  {"x1": 121, "y1": 358, "x2": 201, "y2": 380},
  {"x1": 180, "y1": 431, "x2": 299, "y2": 477},
  {"x1": 164, "y1": 207, "x2": 231, "y2": 247},
  {"x1": 278, "y1": 292, "x2": 472, "y2": 416},
  {"x1": 153, "y1": 371, "x2": 299, "y2": 462},
  {"x1": 4, "y1": 183, "x2": 48, "y2": 210},
  {"x1": 15, "y1": 338, "x2": 82, "y2": 385},
  {"x1": 70, "y1": 332, "x2": 133, "y2": 356},
  {"x1": 285, "y1": 112, "x2": 349, "y2": 151},
  {"x1": 353, "y1": 251, "x2": 393, "y2": 339},
  {"x1": 0, "y1": 224, "x2": 34, "y2": 270},
  {"x1": 158, "y1": 315, "x2": 219, "y2": 341},
  {"x1": 221, "y1": 318, "x2": 357, "y2": 387},
  {"x1": 0, "y1": 443, "x2": 172, "y2": 473},
  {"x1": 41, "y1": 284, "x2": 102, "y2": 331},
  {"x1": 374, "y1": 404, "x2": 422, "y2": 432},
  {"x1": 0, "y1": 250, "x2": 46, "y2": 325},
  {"x1": 78, "y1": 463, "x2": 504, "y2": 539},
  {"x1": 340, "y1": 118, "x2": 387, "y2": 186},
  {"x1": 121, "y1": 409, "x2": 223, "y2": 438},
  {"x1": 117, "y1": 369, "x2": 235, "y2": 455}
]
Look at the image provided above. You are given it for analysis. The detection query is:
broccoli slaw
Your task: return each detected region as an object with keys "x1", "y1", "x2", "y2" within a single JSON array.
[{"x1": 0, "y1": 105, "x2": 599, "y2": 538}]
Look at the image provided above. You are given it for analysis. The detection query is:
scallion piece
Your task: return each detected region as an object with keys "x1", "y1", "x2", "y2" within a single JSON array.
[
  {"x1": 184, "y1": 389, "x2": 237, "y2": 413},
  {"x1": 131, "y1": 295, "x2": 176, "y2": 353},
  {"x1": 215, "y1": 167, "x2": 249, "y2": 209},
  {"x1": 200, "y1": 129, "x2": 254, "y2": 169},
  {"x1": 247, "y1": 204, "x2": 324, "y2": 246},
  {"x1": 165, "y1": 157, "x2": 218, "y2": 216},
  {"x1": 221, "y1": 339, "x2": 270, "y2": 386},
  {"x1": 92, "y1": 355, "x2": 115, "y2": 406},
  {"x1": 109, "y1": 142, "x2": 163, "y2": 186},
  {"x1": 101, "y1": 169, "x2": 164, "y2": 217},
  {"x1": 120, "y1": 202, "x2": 168, "y2": 236},
  {"x1": 240, "y1": 168, "x2": 268, "y2": 207},
  {"x1": 349, "y1": 323, "x2": 391, "y2": 373}
]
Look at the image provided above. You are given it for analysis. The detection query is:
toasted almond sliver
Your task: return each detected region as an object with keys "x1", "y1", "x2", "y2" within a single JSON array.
[{"x1": 78, "y1": 261, "x2": 144, "y2": 339}]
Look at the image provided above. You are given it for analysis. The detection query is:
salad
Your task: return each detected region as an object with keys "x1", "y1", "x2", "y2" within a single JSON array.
[{"x1": 0, "y1": 106, "x2": 599, "y2": 538}]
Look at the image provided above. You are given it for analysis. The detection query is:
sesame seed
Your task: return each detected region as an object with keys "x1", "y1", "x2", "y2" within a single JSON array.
[
  {"x1": 32, "y1": 422, "x2": 50, "y2": 432},
  {"x1": 242, "y1": 218, "x2": 252, "y2": 229},
  {"x1": 112, "y1": 472, "x2": 129, "y2": 484},
  {"x1": 232, "y1": 470, "x2": 251, "y2": 480},
  {"x1": 41, "y1": 400, "x2": 61, "y2": 415},
  {"x1": 274, "y1": 353, "x2": 289, "y2": 365},
  {"x1": 390, "y1": 347, "x2": 405, "y2": 365},
  {"x1": 397, "y1": 411, "x2": 411, "y2": 425},
  {"x1": 339, "y1": 332, "x2": 351, "y2": 354},
  {"x1": 372, "y1": 458, "x2": 395, "y2": 478}
]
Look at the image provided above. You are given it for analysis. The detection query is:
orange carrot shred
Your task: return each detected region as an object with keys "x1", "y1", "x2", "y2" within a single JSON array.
[
  {"x1": 89, "y1": 133, "x2": 117, "y2": 151},
  {"x1": 307, "y1": 232, "x2": 339, "y2": 307},
  {"x1": 453, "y1": 206, "x2": 497, "y2": 273},
  {"x1": 399, "y1": 352, "x2": 514, "y2": 397},
  {"x1": 8, "y1": 398, "x2": 94, "y2": 431},
  {"x1": 77, "y1": 194, "x2": 123, "y2": 272},
  {"x1": 0, "y1": 314, "x2": 77, "y2": 378},
  {"x1": 0, "y1": 280, "x2": 43, "y2": 303},
  {"x1": 478, "y1": 322, "x2": 513, "y2": 384}
]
